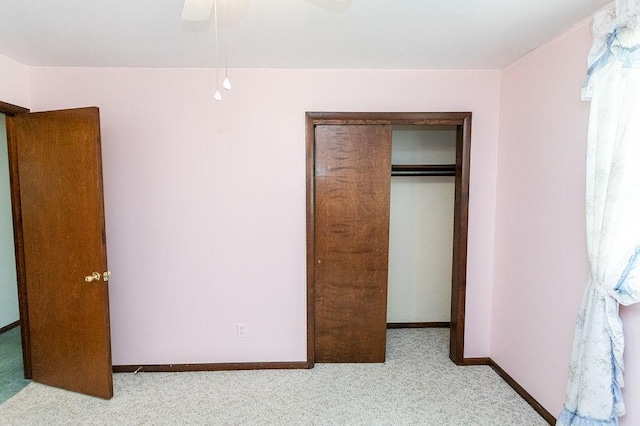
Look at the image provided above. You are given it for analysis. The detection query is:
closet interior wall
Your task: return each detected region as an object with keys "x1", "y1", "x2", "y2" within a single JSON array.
[{"x1": 387, "y1": 126, "x2": 457, "y2": 325}]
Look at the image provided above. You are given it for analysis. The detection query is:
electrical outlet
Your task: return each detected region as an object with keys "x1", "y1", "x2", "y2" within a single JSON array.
[{"x1": 237, "y1": 323, "x2": 248, "y2": 338}]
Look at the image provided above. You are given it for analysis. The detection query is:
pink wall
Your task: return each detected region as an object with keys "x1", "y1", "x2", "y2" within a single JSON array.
[
  {"x1": 0, "y1": 54, "x2": 30, "y2": 109},
  {"x1": 27, "y1": 67, "x2": 500, "y2": 364},
  {"x1": 492, "y1": 17, "x2": 640, "y2": 423}
]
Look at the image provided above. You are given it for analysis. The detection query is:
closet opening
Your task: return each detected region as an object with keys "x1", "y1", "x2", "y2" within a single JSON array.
[
  {"x1": 387, "y1": 125, "x2": 456, "y2": 330},
  {"x1": 306, "y1": 112, "x2": 471, "y2": 366}
]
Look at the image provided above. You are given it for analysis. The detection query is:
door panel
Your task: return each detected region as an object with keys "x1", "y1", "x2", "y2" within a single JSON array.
[
  {"x1": 314, "y1": 125, "x2": 392, "y2": 363},
  {"x1": 7, "y1": 107, "x2": 113, "y2": 399}
]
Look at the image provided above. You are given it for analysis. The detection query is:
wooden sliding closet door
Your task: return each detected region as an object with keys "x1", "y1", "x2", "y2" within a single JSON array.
[{"x1": 314, "y1": 125, "x2": 392, "y2": 363}]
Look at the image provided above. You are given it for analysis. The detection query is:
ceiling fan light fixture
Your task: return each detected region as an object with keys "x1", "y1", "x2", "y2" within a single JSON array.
[
  {"x1": 181, "y1": 0, "x2": 215, "y2": 21},
  {"x1": 181, "y1": 0, "x2": 234, "y2": 100}
]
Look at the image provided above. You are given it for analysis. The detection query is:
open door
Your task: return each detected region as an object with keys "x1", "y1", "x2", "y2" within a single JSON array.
[{"x1": 6, "y1": 107, "x2": 113, "y2": 399}]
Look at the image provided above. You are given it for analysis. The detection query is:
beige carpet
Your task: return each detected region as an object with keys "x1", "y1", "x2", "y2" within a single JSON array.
[{"x1": 0, "y1": 329, "x2": 548, "y2": 425}]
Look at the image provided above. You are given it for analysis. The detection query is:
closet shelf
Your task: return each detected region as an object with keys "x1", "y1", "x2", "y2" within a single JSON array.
[{"x1": 391, "y1": 164, "x2": 456, "y2": 177}]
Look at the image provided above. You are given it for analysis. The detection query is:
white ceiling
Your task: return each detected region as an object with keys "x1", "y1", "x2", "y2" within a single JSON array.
[{"x1": 0, "y1": 0, "x2": 611, "y2": 69}]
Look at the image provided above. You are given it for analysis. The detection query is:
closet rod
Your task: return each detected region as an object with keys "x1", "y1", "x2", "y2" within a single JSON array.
[{"x1": 391, "y1": 164, "x2": 456, "y2": 177}]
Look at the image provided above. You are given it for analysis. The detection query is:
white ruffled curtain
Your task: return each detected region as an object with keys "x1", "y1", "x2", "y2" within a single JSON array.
[{"x1": 558, "y1": 1, "x2": 640, "y2": 425}]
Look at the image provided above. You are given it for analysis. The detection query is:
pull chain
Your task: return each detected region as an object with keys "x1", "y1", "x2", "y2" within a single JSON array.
[{"x1": 213, "y1": 0, "x2": 222, "y2": 101}]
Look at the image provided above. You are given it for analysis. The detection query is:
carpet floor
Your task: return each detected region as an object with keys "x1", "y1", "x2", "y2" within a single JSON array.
[
  {"x1": 0, "y1": 326, "x2": 30, "y2": 405},
  {"x1": 0, "y1": 329, "x2": 548, "y2": 425}
]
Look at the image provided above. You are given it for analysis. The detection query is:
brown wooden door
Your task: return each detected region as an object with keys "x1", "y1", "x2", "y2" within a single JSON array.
[
  {"x1": 314, "y1": 125, "x2": 392, "y2": 363},
  {"x1": 7, "y1": 107, "x2": 113, "y2": 399}
]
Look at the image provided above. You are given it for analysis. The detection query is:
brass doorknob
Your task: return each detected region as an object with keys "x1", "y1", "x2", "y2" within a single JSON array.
[
  {"x1": 103, "y1": 271, "x2": 112, "y2": 281},
  {"x1": 85, "y1": 272, "x2": 101, "y2": 283}
]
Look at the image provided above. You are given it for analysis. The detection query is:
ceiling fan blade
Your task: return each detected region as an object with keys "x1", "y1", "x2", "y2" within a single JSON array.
[{"x1": 181, "y1": 0, "x2": 214, "y2": 21}]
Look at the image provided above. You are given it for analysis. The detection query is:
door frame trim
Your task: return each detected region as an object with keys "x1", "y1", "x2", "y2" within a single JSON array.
[
  {"x1": 0, "y1": 100, "x2": 32, "y2": 378},
  {"x1": 306, "y1": 112, "x2": 472, "y2": 366}
]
